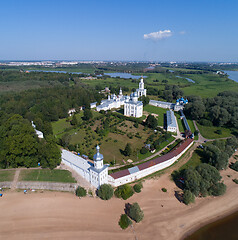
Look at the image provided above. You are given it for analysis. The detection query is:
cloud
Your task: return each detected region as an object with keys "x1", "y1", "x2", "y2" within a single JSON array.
[{"x1": 143, "y1": 30, "x2": 172, "y2": 40}]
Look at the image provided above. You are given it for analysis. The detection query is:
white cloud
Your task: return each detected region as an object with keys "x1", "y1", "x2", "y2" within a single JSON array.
[{"x1": 143, "y1": 30, "x2": 172, "y2": 40}]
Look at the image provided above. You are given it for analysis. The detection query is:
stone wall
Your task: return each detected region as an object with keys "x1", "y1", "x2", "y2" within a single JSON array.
[
  {"x1": 0, "y1": 181, "x2": 12, "y2": 189},
  {"x1": 17, "y1": 181, "x2": 78, "y2": 192}
]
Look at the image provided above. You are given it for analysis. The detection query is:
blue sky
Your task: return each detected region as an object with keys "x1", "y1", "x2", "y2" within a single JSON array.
[{"x1": 1, "y1": 0, "x2": 237, "y2": 61}]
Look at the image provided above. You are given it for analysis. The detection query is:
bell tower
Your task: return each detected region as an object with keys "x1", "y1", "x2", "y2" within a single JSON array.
[{"x1": 93, "y1": 145, "x2": 104, "y2": 169}]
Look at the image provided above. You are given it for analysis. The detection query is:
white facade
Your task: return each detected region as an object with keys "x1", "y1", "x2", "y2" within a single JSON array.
[
  {"x1": 166, "y1": 110, "x2": 177, "y2": 133},
  {"x1": 108, "y1": 139, "x2": 193, "y2": 187},
  {"x1": 136, "y1": 78, "x2": 147, "y2": 97},
  {"x1": 90, "y1": 102, "x2": 97, "y2": 109},
  {"x1": 61, "y1": 146, "x2": 108, "y2": 189},
  {"x1": 124, "y1": 92, "x2": 143, "y2": 118}
]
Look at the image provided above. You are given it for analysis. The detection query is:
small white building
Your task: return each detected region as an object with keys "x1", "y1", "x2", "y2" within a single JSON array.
[
  {"x1": 166, "y1": 110, "x2": 177, "y2": 132},
  {"x1": 136, "y1": 77, "x2": 147, "y2": 97},
  {"x1": 124, "y1": 92, "x2": 143, "y2": 118},
  {"x1": 90, "y1": 102, "x2": 97, "y2": 109},
  {"x1": 61, "y1": 145, "x2": 108, "y2": 188},
  {"x1": 68, "y1": 108, "x2": 76, "y2": 116}
]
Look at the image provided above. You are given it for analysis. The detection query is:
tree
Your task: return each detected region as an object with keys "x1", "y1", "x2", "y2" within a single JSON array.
[
  {"x1": 183, "y1": 190, "x2": 195, "y2": 205},
  {"x1": 145, "y1": 114, "x2": 157, "y2": 129},
  {"x1": 71, "y1": 114, "x2": 78, "y2": 126},
  {"x1": 230, "y1": 161, "x2": 238, "y2": 172},
  {"x1": 133, "y1": 183, "x2": 143, "y2": 193},
  {"x1": 83, "y1": 109, "x2": 93, "y2": 120},
  {"x1": 209, "y1": 182, "x2": 226, "y2": 196},
  {"x1": 97, "y1": 184, "x2": 114, "y2": 200},
  {"x1": 127, "y1": 202, "x2": 144, "y2": 223},
  {"x1": 118, "y1": 214, "x2": 132, "y2": 229},
  {"x1": 114, "y1": 184, "x2": 134, "y2": 200},
  {"x1": 124, "y1": 143, "x2": 132, "y2": 156},
  {"x1": 75, "y1": 186, "x2": 87, "y2": 197},
  {"x1": 139, "y1": 96, "x2": 150, "y2": 106}
]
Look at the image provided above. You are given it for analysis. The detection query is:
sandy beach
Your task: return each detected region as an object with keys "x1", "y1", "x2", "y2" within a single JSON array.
[{"x1": 0, "y1": 154, "x2": 238, "y2": 240}]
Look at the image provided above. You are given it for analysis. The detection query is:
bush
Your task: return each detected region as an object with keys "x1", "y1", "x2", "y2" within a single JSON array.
[
  {"x1": 209, "y1": 182, "x2": 226, "y2": 196},
  {"x1": 118, "y1": 214, "x2": 132, "y2": 229},
  {"x1": 232, "y1": 179, "x2": 238, "y2": 184},
  {"x1": 75, "y1": 186, "x2": 87, "y2": 197},
  {"x1": 114, "y1": 184, "x2": 134, "y2": 200},
  {"x1": 133, "y1": 183, "x2": 143, "y2": 193},
  {"x1": 97, "y1": 184, "x2": 114, "y2": 200},
  {"x1": 199, "y1": 119, "x2": 213, "y2": 126},
  {"x1": 140, "y1": 147, "x2": 148, "y2": 154},
  {"x1": 161, "y1": 188, "x2": 167, "y2": 192},
  {"x1": 183, "y1": 190, "x2": 195, "y2": 205},
  {"x1": 127, "y1": 202, "x2": 144, "y2": 223},
  {"x1": 230, "y1": 161, "x2": 238, "y2": 172}
]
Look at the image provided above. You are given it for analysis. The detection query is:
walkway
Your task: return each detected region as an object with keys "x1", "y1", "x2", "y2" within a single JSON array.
[{"x1": 10, "y1": 169, "x2": 21, "y2": 190}]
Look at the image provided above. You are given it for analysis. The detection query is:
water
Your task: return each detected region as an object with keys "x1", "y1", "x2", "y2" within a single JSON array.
[
  {"x1": 224, "y1": 70, "x2": 238, "y2": 83},
  {"x1": 184, "y1": 211, "x2": 238, "y2": 240},
  {"x1": 28, "y1": 70, "x2": 83, "y2": 74},
  {"x1": 104, "y1": 72, "x2": 147, "y2": 79},
  {"x1": 176, "y1": 75, "x2": 195, "y2": 83}
]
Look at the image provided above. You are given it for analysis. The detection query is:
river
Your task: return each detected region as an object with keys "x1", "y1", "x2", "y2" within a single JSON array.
[
  {"x1": 184, "y1": 211, "x2": 238, "y2": 240},
  {"x1": 224, "y1": 70, "x2": 238, "y2": 83}
]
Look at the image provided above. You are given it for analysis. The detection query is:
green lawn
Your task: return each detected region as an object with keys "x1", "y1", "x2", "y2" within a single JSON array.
[
  {"x1": 0, "y1": 170, "x2": 15, "y2": 182},
  {"x1": 196, "y1": 123, "x2": 232, "y2": 139},
  {"x1": 179, "y1": 148, "x2": 203, "y2": 170},
  {"x1": 144, "y1": 105, "x2": 167, "y2": 126},
  {"x1": 19, "y1": 169, "x2": 77, "y2": 183}
]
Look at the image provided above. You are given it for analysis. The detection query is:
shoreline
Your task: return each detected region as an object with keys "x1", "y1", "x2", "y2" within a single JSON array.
[{"x1": 180, "y1": 205, "x2": 238, "y2": 240}]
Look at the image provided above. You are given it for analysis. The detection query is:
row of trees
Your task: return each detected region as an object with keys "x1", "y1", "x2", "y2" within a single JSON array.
[
  {"x1": 184, "y1": 91, "x2": 238, "y2": 129},
  {"x1": 0, "y1": 114, "x2": 61, "y2": 169}
]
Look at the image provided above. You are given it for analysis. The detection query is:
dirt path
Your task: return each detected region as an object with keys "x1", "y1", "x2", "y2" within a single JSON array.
[{"x1": 10, "y1": 168, "x2": 21, "y2": 190}]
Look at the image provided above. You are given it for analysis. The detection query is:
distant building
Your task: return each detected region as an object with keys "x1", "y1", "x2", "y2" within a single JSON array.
[
  {"x1": 136, "y1": 77, "x2": 147, "y2": 97},
  {"x1": 94, "y1": 79, "x2": 145, "y2": 118},
  {"x1": 68, "y1": 108, "x2": 76, "y2": 116},
  {"x1": 124, "y1": 92, "x2": 143, "y2": 118},
  {"x1": 149, "y1": 97, "x2": 188, "y2": 111},
  {"x1": 90, "y1": 102, "x2": 97, "y2": 109},
  {"x1": 166, "y1": 110, "x2": 177, "y2": 132}
]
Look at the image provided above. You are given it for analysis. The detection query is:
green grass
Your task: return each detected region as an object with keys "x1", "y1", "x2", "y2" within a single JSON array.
[
  {"x1": 0, "y1": 170, "x2": 15, "y2": 182},
  {"x1": 196, "y1": 123, "x2": 232, "y2": 139},
  {"x1": 179, "y1": 148, "x2": 203, "y2": 170},
  {"x1": 144, "y1": 105, "x2": 167, "y2": 126},
  {"x1": 19, "y1": 169, "x2": 77, "y2": 183}
]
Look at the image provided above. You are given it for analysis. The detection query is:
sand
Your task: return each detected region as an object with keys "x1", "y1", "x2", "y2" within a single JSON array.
[{"x1": 0, "y1": 154, "x2": 238, "y2": 240}]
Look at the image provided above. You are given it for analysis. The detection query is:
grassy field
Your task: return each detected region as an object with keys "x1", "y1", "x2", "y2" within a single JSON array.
[
  {"x1": 143, "y1": 105, "x2": 167, "y2": 126},
  {"x1": 19, "y1": 169, "x2": 77, "y2": 183},
  {"x1": 0, "y1": 170, "x2": 15, "y2": 182},
  {"x1": 179, "y1": 148, "x2": 203, "y2": 170},
  {"x1": 196, "y1": 123, "x2": 232, "y2": 139}
]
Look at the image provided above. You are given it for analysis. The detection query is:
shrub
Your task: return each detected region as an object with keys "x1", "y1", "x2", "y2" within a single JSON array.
[
  {"x1": 114, "y1": 184, "x2": 134, "y2": 200},
  {"x1": 140, "y1": 147, "x2": 148, "y2": 154},
  {"x1": 183, "y1": 190, "x2": 195, "y2": 205},
  {"x1": 161, "y1": 188, "x2": 167, "y2": 192},
  {"x1": 133, "y1": 183, "x2": 143, "y2": 193},
  {"x1": 75, "y1": 186, "x2": 87, "y2": 197},
  {"x1": 230, "y1": 161, "x2": 238, "y2": 172},
  {"x1": 209, "y1": 182, "x2": 226, "y2": 196},
  {"x1": 127, "y1": 202, "x2": 144, "y2": 223},
  {"x1": 118, "y1": 214, "x2": 132, "y2": 229},
  {"x1": 97, "y1": 184, "x2": 114, "y2": 200},
  {"x1": 232, "y1": 179, "x2": 238, "y2": 184}
]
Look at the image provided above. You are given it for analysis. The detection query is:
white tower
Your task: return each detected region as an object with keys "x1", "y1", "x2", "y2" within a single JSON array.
[
  {"x1": 93, "y1": 145, "x2": 104, "y2": 169},
  {"x1": 139, "y1": 78, "x2": 144, "y2": 90},
  {"x1": 119, "y1": 87, "x2": 123, "y2": 96}
]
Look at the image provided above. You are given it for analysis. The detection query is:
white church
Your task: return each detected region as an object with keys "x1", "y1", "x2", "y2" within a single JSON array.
[{"x1": 94, "y1": 77, "x2": 146, "y2": 118}]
